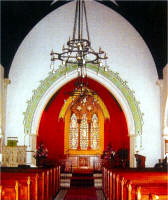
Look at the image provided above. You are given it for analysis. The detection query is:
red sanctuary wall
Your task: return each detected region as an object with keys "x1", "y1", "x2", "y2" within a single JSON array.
[{"x1": 37, "y1": 78, "x2": 129, "y2": 162}]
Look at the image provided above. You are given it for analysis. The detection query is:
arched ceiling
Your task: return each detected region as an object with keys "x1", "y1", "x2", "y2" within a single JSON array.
[{"x1": 1, "y1": 0, "x2": 167, "y2": 78}]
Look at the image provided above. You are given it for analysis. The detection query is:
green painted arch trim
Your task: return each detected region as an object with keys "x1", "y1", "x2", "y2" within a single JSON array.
[{"x1": 23, "y1": 64, "x2": 143, "y2": 135}]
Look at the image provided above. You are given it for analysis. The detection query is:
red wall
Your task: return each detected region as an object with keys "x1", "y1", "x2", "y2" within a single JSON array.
[{"x1": 37, "y1": 78, "x2": 129, "y2": 162}]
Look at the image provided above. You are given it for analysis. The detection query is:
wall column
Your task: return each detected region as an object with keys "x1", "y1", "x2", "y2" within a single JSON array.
[
  {"x1": 0, "y1": 66, "x2": 4, "y2": 164},
  {"x1": 158, "y1": 64, "x2": 168, "y2": 157},
  {"x1": 0, "y1": 65, "x2": 10, "y2": 163},
  {"x1": 26, "y1": 134, "x2": 37, "y2": 166},
  {"x1": 129, "y1": 134, "x2": 136, "y2": 167}
]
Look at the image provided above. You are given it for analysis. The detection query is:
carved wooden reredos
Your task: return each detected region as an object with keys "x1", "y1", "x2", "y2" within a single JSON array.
[{"x1": 62, "y1": 88, "x2": 110, "y2": 155}]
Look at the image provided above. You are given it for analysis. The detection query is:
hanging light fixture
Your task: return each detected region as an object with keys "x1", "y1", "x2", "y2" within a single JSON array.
[
  {"x1": 69, "y1": 77, "x2": 96, "y2": 97},
  {"x1": 50, "y1": 0, "x2": 108, "y2": 77}
]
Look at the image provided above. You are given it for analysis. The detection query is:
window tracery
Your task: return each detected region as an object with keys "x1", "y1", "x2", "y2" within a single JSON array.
[
  {"x1": 69, "y1": 99, "x2": 100, "y2": 151},
  {"x1": 91, "y1": 114, "x2": 99, "y2": 150},
  {"x1": 80, "y1": 114, "x2": 89, "y2": 150},
  {"x1": 69, "y1": 113, "x2": 78, "y2": 149},
  {"x1": 66, "y1": 90, "x2": 105, "y2": 155}
]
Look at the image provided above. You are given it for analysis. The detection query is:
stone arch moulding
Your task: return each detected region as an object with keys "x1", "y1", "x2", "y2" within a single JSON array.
[{"x1": 23, "y1": 64, "x2": 144, "y2": 167}]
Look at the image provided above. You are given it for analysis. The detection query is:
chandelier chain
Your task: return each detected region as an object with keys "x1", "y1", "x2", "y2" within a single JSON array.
[{"x1": 50, "y1": 0, "x2": 108, "y2": 77}]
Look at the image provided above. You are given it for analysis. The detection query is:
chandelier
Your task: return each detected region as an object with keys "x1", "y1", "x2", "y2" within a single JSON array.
[
  {"x1": 69, "y1": 78, "x2": 98, "y2": 108},
  {"x1": 50, "y1": 0, "x2": 108, "y2": 77},
  {"x1": 69, "y1": 77, "x2": 95, "y2": 95}
]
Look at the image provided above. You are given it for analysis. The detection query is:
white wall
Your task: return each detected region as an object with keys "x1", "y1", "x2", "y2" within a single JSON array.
[
  {"x1": 160, "y1": 65, "x2": 168, "y2": 156},
  {"x1": 0, "y1": 65, "x2": 10, "y2": 162},
  {"x1": 0, "y1": 65, "x2": 4, "y2": 137},
  {"x1": 162, "y1": 65, "x2": 168, "y2": 137},
  {"x1": 0, "y1": 65, "x2": 10, "y2": 141},
  {"x1": 6, "y1": 1, "x2": 161, "y2": 167}
]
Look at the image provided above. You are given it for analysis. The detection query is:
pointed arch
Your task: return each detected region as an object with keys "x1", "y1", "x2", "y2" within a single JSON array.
[
  {"x1": 23, "y1": 64, "x2": 144, "y2": 166},
  {"x1": 23, "y1": 64, "x2": 143, "y2": 136}
]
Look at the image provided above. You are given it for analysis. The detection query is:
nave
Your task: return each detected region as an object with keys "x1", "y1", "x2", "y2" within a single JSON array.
[
  {"x1": 1, "y1": 164, "x2": 167, "y2": 200},
  {"x1": 1, "y1": 1, "x2": 167, "y2": 200}
]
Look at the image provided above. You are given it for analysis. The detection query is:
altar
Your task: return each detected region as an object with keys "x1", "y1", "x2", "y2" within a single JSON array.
[{"x1": 64, "y1": 155, "x2": 102, "y2": 171}]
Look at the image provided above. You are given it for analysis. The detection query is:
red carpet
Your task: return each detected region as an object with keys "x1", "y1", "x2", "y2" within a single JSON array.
[{"x1": 64, "y1": 187, "x2": 97, "y2": 200}]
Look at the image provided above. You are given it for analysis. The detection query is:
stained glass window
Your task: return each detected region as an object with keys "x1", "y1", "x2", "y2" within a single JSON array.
[
  {"x1": 69, "y1": 113, "x2": 78, "y2": 149},
  {"x1": 80, "y1": 114, "x2": 89, "y2": 150},
  {"x1": 69, "y1": 113, "x2": 100, "y2": 150},
  {"x1": 91, "y1": 114, "x2": 99, "y2": 150},
  {"x1": 69, "y1": 94, "x2": 101, "y2": 151}
]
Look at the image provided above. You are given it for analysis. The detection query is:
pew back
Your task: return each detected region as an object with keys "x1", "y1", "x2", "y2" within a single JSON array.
[
  {"x1": 0, "y1": 166, "x2": 60, "y2": 200},
  {"x1": 103, "y1": 168, "x2": 168, "y2": 200}
]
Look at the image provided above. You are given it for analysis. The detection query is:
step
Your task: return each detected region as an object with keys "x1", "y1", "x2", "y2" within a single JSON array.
[
  {"x1": 60, "y1": 172, "x2": 102, "y2": 188},
  {"x1": 60, "y1": 173, "x2": 72, "y2": 188}
]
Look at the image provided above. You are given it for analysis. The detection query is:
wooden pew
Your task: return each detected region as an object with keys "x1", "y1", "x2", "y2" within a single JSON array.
[
  {"x1": 0, "y1": 180, "x2": 19, "y2": 200},
  {"x1": 121, "y1": 173, "x2": 167, "y2": 200},
  {"x1": 136, "y1": 184, "x2": 168, "y2": 200},
  {"x1": 1, "y1": 174, "x2": 38, "y2": 200},
  {"x1": 113, "y1": 170, "x2": 168, "y2": 200},
  {"x1": 0, "y1": 166, "x2": 60, "y2": 200},
  {"x1": 103, "y1": 168, "x2": 168, "y2": 200},
  {"x1": 127, "y1": 174, "x2": 167, "y2": 200}
]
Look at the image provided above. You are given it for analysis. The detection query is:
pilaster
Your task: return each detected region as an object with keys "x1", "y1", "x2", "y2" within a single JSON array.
[
  {"x1": 159, "y1": 64, "x2": 168, "y2": 157},
  {"x1": 129, "y1": 134, "x2": 136, "y2": 168},
  {"x1": 26, "y1": 134, "x2": 37, "y2": 166},
  {"x1": 0, "y1": 66, "x2": 11, "y2": 163}
]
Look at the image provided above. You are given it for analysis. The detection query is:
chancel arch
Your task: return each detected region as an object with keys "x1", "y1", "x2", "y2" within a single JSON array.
[{"x1": 23, "y1": 65, "x2": 143, "y2": 167}]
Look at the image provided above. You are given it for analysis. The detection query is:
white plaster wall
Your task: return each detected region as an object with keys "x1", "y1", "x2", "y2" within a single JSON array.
[
  {"x1": 0, "y1": 66, "x2": 3, "y2": 163},
  {"x1": 162, "y1": 65, "x2": 168, "y2": 137},
  {"x1": 161, "y1": 65, "x2": 168, "y2": 157},
  {"x1": 0, "y1": 66, "x2": 9, "y2": 139},
  {"x1": 6, "y1": 1, "x2": 161, "y2": 166},
  {"x1": 0, "y1": 66, "x2": 4, "y2": 136}
]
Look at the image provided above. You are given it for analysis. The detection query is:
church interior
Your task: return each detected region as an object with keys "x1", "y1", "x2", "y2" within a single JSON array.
[{"x1": 0, "y1": 0, "x2": 167, "y2": 200}]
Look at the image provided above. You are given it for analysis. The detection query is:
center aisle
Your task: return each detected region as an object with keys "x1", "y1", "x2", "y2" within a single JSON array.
[
  {"x1": 64, "y1": 187, "x2": 97, "y2": 200},
  {"x1": 63, "y1": 169, "x2": 97, "y2": 200},
  {"x1": 55, "y1": 188, "x2": 105, "y2": 200},
  {"x1": 55, "y1": 169, "x2": 105, "y2": 200}
]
